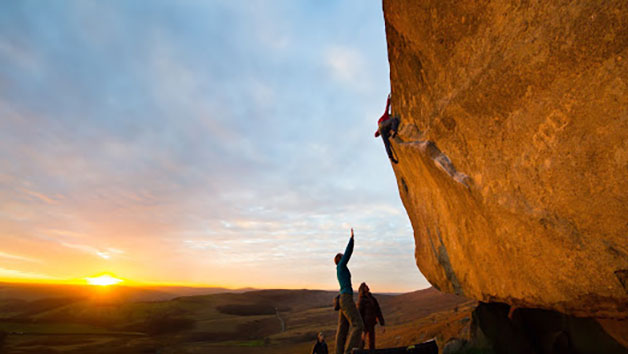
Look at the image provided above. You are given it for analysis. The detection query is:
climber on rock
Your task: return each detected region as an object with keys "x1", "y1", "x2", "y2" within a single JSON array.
[
  {"x1": 375, "y1": 93, "x2": 400, "y2": 164},
  {"x1": 334, "y1": 228, "x2": 364, "y2": 354}
]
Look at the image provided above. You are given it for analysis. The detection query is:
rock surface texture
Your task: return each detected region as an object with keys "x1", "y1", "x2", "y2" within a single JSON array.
[{"x1": 383, "y1": 0, "x2": 628, "y2": 318}]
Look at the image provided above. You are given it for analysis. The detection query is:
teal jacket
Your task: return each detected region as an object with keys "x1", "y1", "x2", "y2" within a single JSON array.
[{"x1": 336, "y1": 237, "x2": 354, "y2": 295}]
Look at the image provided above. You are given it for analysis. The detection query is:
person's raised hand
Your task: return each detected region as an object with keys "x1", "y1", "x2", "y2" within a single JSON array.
[{"x1": 351, "y1": 228, "x2": 354, "y2": 238}]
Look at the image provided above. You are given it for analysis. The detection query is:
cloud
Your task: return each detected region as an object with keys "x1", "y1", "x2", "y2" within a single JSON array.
[
  {"x1": 45, "y1": 229, "x2": 87, "y2": 239},
  {"x1": 58, "y1": 242, "x2": 100, "y2": 256},
  {"x1": 20, "y1": 187, "x2": 57, "y2": 204},
  {"x1": 248, "y1": 79, "x2": 276, "y2": 109},
  {"x1": 98, "y1": 248, "x2": 124, "y2": 260},
  {"x1": 325, "y1": 45, "x2": 371, "y2": 91},
  {"x1": 216, "y1": 0, "x2": 292, "y2": 50},
  {"x1": 0, "y1": 38, "x2": 41, "y2": 72},
  {"x1": 0, "y1": 267, "x2": 57, "y2": 280},
  {"x1": 52, "y1": 240, "x2": 124, "y2": 261},
  {"x1": 0, "y1": 251, "x2": 42, "y2": 263}
]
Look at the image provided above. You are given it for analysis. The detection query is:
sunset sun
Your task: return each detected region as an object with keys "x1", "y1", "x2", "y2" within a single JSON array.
[{"x1": 85, "y1": 274, "x2": 124, "y2": 286}]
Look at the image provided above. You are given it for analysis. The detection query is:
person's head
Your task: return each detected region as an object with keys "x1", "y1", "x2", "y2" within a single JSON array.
[
  {"x1": 317, "y1": 332, "x2": 325, "y2": 342},
  {"x1": 359, "y1": 282, "x2": 370, "y2": 296},
  {"x1": 334, "y1": 253, "x2": 343, "y2": 265}
]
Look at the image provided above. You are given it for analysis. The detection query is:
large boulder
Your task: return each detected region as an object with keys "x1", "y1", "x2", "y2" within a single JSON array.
[{"x1": 383, "y1": 0, "x2": 628, "y2": 318}]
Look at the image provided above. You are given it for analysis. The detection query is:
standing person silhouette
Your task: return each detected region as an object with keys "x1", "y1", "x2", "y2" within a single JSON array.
[
  {"x1": 357, "y1": 282, "x2": 385, "y2": 351},
  {"x1": 334, "y1": 228, "x2": 364, "y2": 354},
  {"x1": 312, "y1": 332, "x2": 328, "y2": 354}
]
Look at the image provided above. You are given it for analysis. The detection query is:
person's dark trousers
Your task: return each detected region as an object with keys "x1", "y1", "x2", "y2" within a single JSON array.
[
  {"x1": 360, "y1": 326, "x2": 376, "y2": 351},
  {"x1": 379, "y1": 117, "x2": 400, "y2": 163}
]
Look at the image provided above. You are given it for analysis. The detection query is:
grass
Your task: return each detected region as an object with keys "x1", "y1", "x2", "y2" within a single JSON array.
[
  {"x1": 0, "y1": 321, "x2": 146, "y2": 336},
  {"x1": 377, "y1": 300, "x2": 476, "y2": 349},
  {"x1": 208, "y1": 339, "x2": 266, "y2": 347},
  {"x1": 0, "y1": 287, "x2": 473, "y2": 354}
]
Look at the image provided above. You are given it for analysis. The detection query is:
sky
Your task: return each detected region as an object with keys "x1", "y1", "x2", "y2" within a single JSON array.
[{"x1": 0, "y1": 0, "x2": 430, "y2": 292}]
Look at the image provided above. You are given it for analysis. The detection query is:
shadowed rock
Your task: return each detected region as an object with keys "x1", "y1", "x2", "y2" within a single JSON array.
[{"x1": 470, "y1": 302, "x2": 628, "y2": 354}]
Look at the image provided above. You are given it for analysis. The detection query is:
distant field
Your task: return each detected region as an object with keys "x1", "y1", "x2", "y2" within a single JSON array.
[
  {"x1": 0, "y1": 283, "x2": 473, "y2": 353},
  {"x1": 0, "y1": 321, "x2": 142, "y2": 335}
]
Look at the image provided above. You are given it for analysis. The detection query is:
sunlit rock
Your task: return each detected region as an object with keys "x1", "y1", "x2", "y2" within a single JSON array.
[{"x1": 383, "y1": 0, "x2": 628, "y2": 319}]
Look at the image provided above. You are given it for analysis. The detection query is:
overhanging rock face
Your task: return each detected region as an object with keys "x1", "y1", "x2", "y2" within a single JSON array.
[{"x1": 383, "y1": 0, "x2": 628, "y2": 318}]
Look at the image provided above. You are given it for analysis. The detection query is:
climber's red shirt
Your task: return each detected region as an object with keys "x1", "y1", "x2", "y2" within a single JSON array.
[
  {"x1": 377, "y1": 113, "x2": 390, "y2": 125},
  {"x1": 374, "y1": 97, "x2": 392, "y2": 137}
]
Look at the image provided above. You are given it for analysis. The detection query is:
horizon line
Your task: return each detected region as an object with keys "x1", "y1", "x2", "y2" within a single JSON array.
[{"x1": 0, "y1": 278, "x2": 431, "y2": 294}]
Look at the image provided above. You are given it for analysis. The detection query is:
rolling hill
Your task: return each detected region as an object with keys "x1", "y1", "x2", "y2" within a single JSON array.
[{"x1": 0, "y1": 283, "x2": 473, "y2": 353}]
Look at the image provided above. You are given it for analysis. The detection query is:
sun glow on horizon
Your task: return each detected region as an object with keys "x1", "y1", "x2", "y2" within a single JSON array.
[{"x1": 85, "y1": 274, "x2": 124, "y2": 286}]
